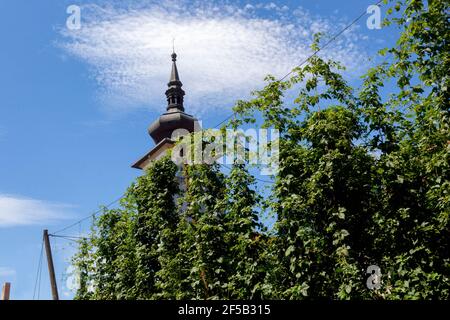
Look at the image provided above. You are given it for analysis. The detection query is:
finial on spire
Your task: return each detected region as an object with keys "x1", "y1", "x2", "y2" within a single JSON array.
[
  {"x1": 166, "y1": 49, "x2": 185, "y2": 111},
  {"x1": 171, "y1": 38, "x2": 177, "y2": 61}
]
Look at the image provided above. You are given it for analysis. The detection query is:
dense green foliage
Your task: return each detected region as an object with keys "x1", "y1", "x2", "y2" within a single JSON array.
[{"x1": 72, "y1": 0, "x2": 449, "y2": 300}]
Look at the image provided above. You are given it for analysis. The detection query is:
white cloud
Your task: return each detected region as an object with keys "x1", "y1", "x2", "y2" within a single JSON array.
[
  {"x1": 0, "y1": 267, "x2": 16, "y2": 277},
  {"x1": 59, "y1": 0, "x2": 369, "y2": 114},
  {"x1": 0, "y1": 194, "x2": 74, "y2": 227}
]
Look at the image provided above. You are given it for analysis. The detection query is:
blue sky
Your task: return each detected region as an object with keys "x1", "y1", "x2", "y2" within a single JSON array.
[{"x1": 0, "y1": 0, "x2": 398, "y2": 299}]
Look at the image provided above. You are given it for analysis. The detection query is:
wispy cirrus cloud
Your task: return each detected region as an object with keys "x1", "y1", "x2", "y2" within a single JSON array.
[
  {"x1": 59, "y1": 0, "x2": 369, "y2": 114},
  {"x1": 0, "y1": 194, "x2": 74, "y2": 227}
]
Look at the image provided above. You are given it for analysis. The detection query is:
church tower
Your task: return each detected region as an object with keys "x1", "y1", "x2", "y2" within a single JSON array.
[{"x1": 132, "y1": 52, "x2": 199, "y2": 170}]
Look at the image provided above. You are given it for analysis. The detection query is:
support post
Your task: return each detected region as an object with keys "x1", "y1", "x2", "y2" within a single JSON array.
[
  {"x1": 1, "y1": 282, "x2": 11, "y2": 300},
  {"x1": 43, "y1": 229, "x2": 59, "y2": 300}
]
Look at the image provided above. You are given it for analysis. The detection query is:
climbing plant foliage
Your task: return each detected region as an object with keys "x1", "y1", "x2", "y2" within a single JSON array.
[{"x1": 72, "y1": 0, "x2": 449, "y2": 300}]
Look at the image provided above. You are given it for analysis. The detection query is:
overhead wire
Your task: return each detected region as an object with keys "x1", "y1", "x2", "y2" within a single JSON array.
[
  {"x1": 32, "y1": 237, "x2": 44, "y2": 300},
  {"x1": 51, "y1": 195, "x2": 123, "y2": 235},
  {"x1": 212, "y1": 0, "x2": 385, "y2": 129}
]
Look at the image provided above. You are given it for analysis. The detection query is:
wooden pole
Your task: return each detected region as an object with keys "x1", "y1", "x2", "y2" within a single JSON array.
[
  {"x1": 43, "y1": 229, "x2": 59, "y2": 300},
  {"x1": 1, "y1": 282, "x2": 11, "y2": 300}
]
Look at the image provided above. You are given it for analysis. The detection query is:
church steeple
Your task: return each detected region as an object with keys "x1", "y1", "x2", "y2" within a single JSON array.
[
  {"x1": 165, "y1": 52, "x2": 185, "y2": 111},
  {"x1": 132, "y1": 50, "x2": 198, "y2": 170}
]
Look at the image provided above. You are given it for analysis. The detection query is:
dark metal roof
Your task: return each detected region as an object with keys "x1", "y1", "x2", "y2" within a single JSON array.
[
  {"x1": 169, "y1": 53, "x2": 181, "y2": 84},
  {"x1": 165, "y1": 52, "x2": 185, "y2": 111},
  {"x1": 148, "y1": 52, "x2": 198, "y2": 144}
]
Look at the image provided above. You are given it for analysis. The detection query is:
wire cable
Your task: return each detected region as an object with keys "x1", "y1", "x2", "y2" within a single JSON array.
[
  {"x1": 220, "y1": 163, "x2": 274, "y2": 184},
  {"x1": 278, "y1": 0, "x2": 384, "y2": 82},
  {"x1": 37, "y1": 256, "x2": 43, "y2": 300},
  {"x1": 49, "y1": 234, "x2": 90, "y2": 241},
  {"x1": 213, "y1": 112, "x2": 237, "y2": 129},
  {"x1": 32, "y1": 237, "x2": 44, "y2": 300},
  {"x1": 50, "y1": 234, "x2": 88, "y2": 240},
  {"x1": 212, "y1": 0, "x2": 385, "y2": 128},
  {"x1": 51, "y1": 195, "x2": 123, "y2": 235}
]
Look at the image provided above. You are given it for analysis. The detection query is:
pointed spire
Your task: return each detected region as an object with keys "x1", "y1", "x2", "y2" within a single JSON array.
[
  {"x1": 165, "y1": 51, "x2": 185, "y2": 111},
  {"x1": 169, "y1": 52, "x2": 181, "y2": 84}
]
